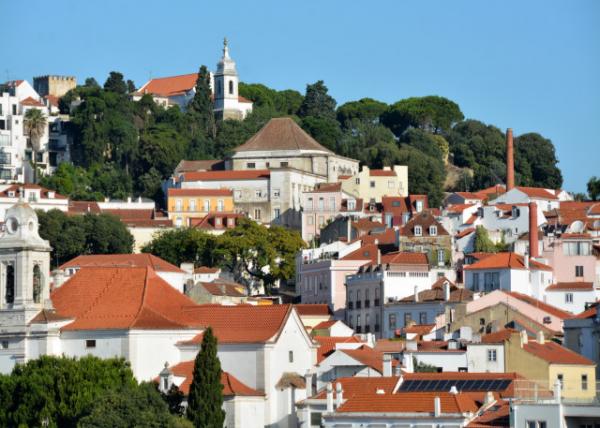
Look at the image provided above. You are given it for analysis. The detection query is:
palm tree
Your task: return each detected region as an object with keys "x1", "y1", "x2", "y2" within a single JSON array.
[{"x1": 24, "y1": 108, "x2": 47, "y2": 183}]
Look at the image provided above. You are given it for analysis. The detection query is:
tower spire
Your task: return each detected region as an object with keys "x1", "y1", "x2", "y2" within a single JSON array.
[{"x1": 223, "y1": 37, "x2": 230, "y2": 59}]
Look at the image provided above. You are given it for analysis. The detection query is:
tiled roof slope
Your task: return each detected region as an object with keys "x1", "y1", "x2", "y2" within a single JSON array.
[
  {"x1": 235, "y1": 117, "x2": 333, "y2": 153},
  {"x1": 341, "y1": 346, "x2": 399, "y2": 374},
  {"x1": 523, "y1": 340, "x2": 595, "y2": 365},
  {"x1": 60, "y1": 253, "x2": 184, "y2": 273},
  {"x1": 336, "y1": 391, "x2": 479, "y2": 414},
  {"x1": 463, "y1": 253, "x2": 552, "y2": 271},
  {"x1": 314, "y1": 336, "x2": 362, "y2": 363},
  {"x1": 294, "y1": 304, "x2": 332, "y2": 316},
  {"x1": 52, "y1": 267, "x2": 199, "y2": 331}
]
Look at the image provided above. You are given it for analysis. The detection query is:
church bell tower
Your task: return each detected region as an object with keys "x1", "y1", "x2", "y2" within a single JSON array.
[{"x1": 213, "y1": 37, "x2": 241, "y2": 120}]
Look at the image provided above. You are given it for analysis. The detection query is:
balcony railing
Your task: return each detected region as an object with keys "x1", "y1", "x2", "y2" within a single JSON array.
[{"x1": 511, "y1": 379, "x2": 600, "y2": 405}]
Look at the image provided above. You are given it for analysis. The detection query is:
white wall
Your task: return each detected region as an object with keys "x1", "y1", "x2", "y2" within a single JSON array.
[
  {"x1": 466, "y1": 344, "x2": 505, "y2": 373},
  {"x1": 406, "y1": 351, "x2": 468, "y2": 372},
  {"x1": 545, "y1": 289, "x2": 598, "y2": 314}
]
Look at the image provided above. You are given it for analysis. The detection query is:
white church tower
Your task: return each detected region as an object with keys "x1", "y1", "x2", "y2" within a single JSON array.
[
  {"x1": 213, "y1": 38, "x2": 252, "y2": 120},
  {"x1": 0, "y1": 200, "x2": 52, "y2": 371}
]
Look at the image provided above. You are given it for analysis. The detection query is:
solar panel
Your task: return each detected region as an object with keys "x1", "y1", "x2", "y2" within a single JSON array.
[{"x1": 399, "y1": 378, "x2": 512, "y2": 392}]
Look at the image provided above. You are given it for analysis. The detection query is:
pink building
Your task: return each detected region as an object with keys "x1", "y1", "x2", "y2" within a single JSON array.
[{"x1": 301, "y1": 183, "x2": 355, "y2": 242}]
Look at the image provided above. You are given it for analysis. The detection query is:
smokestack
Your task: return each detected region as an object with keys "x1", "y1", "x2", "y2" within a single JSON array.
[
  {"x1": 529, "y1": 202, "x2": 539, "y2": 258},
  {"x1": 506, "y1": 128, "x2": 515, "y2": 190}
]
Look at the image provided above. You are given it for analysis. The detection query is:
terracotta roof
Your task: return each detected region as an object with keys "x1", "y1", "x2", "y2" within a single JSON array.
[
  {"x1": 403, "y1": 324, "x2": 436, "y2": 335},
  {"x1": 381, "y1": 251, "x2": 429, "y2": 265},
  {"x1": 336, "y1": 391, "x2": 479, "y2": 414},
  {"x1": 399, "y1": 287, "x2": 473, "y2": 303},
  {"x1": 314, "y1": 336, "x2": 363, "y2": 363},
  {"x1": 413, "y1": 340, "x2": 466, "y2": 353},
  {"x1": 480, "y1": 329, "x2": 517, "y2": 344},
  {"x1": 463, "y1": 252, "x2": 552, "y2": 271},
  {"x1": 294, "y1": 304, "x2": 332, "y2": 316},
  {"x1": 467, "y1": 400, "x2": 510, "y2": 427},
  {"x1": 432, "y1": 276, "x2": 456, "y2": 290},
  {"x1": 503, "y1": 291, "x2": 574, "y2": 320},
  {"x1": 20, "y1": 96, "x2": 45, "y2": 107},
  {"x1": 340, "y1": 346, "x2": 400, "y2": 374},
  {"x1": 194, "y1": 266, "x2": 220, "y2": 274},
  {"x1": 199, "y1": 281, "x2": 246, "y2": 297},
  {"x1": 589, "y1": 203, "x2": 600, "y2": 215},
  {"x1": 352, "y1": 218, "x2": 385, "y2": 232},
  {"x1": 401, "y1": 211, "x2": 449, "y2": 236},
  {"x1": 340, "y1": 243, "x2": 379, "y2": 262},
  {"x1": 359, "y1": 228, "x2": 398, "y2": 246},
  {"x1": 190, "y1": 212, "x2": 244, "y2": 230},
  {"x1": 454, "y1": 192, "x2": 483, "y2": 200},
  {"x1": 60, "y1": 253, "x2": 184, "y2": 273},
  {"x1": 369, "y1": 169, "x2": 396, "y2": 177},
  {"x1": 235, "y1": 117, "x2": 333, "y2": 153},
  {"x1": 68, "y1": 200, "x2": 101, "y2": 214},
  {"x1": 52, "y1": 267, "x2": 199, "y2": 331},
  {"x1": 44, "y1": 94, "x2": 59, "y2": 107},
  {"x1": 103, "y1": 209, "x2": 155, "y2": 220},
  {"x1": 0, "y1": 184, "x2": 67, "y2": 200},
  {"x1": 514, "y1": 186, "x2": 558, "y2": 200},
  {"x1": 447, "y1": 203, "x2": 476, "y2": 214},
  {"x1": 309, "y1": 376, "x2": 399, "y2": 400},
  {"x1": 561, "y1": 233, "x2": 592, "y2": 239},
  {"x1": 177, "y1": 304, "x2": 294, "y2": 344},
  {"x1": 546, "y1": 282, "x2": 594, "y2": 291},
  {"x1": 175, "y1": 159, "x2": 225, "y2": 173},
  {"x1": 139, "y1": 73, "x2": 198, "y2": 97},
  {"x1": 305, "y1": 182, "x2": 342, "y2": 193},
  {"x1": 166, "y1": 360, "x2": 264, "y2": 396},
  {"x1": 465, "y1": 214, "x2": 478, "y2": 225},
  {"x1": 167, "y1": 188, "x2": 233, "y2": 197},
  {"x1": 312, "y1": 320, "x2": 338, "y2": 330},
  {"x1": 338, "y1": 174, "x2": 352, "y2": 180},
  {"x1": 523, "y1": 340, "x2": 595, "y2": 365},
  {"x1": 182, "y1": 170, "x2": 270, "y2": 181},
  {"x1": 373, "y1": 339, "x2": 405, "y2": 353},
  {"x1": 573, "y1": 305, "x2": 598, "y2": 319},
  {"x1": 456, "y1": 228, "x2": 475, "y2": 239},
  {"x1": 474, "y1": 184, "x2": 506, "y2": 199}
]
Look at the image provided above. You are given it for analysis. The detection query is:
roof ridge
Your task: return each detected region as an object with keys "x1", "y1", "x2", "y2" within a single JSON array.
[{"x1": 131, "y1": 267, "x2": 152, "y2": 327}]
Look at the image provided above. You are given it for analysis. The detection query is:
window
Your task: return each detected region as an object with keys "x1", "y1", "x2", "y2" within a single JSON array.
[
  {"x1": 404, "y1": 313, "x2": 412, "y2": 327},
  {"x1": 0, "y1": 152, "x2": 12, "y2": 164},
  {"x1": 32, "y1": 265, "x2": 42, "y2": 304},
  {"x1": 557, "y1": 374, "x2": 564, "y2": 389},
  {"x1": 329, "y1": 197, "x2": 335, "y2": 210},
  {"x1": 12, "y1": 105, "x2": 16, "y2": 115},
  {"x1": 355, "y1": 178, "x2": 360, "y2": 184},
  {"x1": 310, "y1": 412, "x2": 323, "y2": 427},
  {"x1": 5, "y1": 264, "x2": 14, "y2": 304},
  {"x1": 318, "y1": 216, "x2": 324, "y2": 226},
  {"x1": 189, "y1": 199, "x2": 196, "y2": 211},
  {"x1": 575, "y1": 265, "x2": 584, "y2": 277},
  {"x1": 414, "y1": 226, "x2": 422, "y2": 236},
  {"x1": 419, "y1": 312, "x2": 427, "y2": 324},
  {"x1": 86, "y1": 339, "x2": 96, "y2": 348},
  {"x1": 307, "y1": 197, "x2": 313, "y2": 209},
  {"x1": 437, "y1": 249, "x2": 445, "y2": 264},
  {"x1": 215, "y1": 217, "x2": 222, "y2": 226},
  {"x1": 273, "y1": 189, "x2": 280, "y2": 198},
  {"x1": 288, "y1": 350, "x2": 294, "y2": 363},
  {"x1": 526, "y1": 422, "x2": 547, "y2": 428},
  {"x1": 175, "y1": 199, "x2": 182, "y2": 211},
  {"x1": 415, "y1": 200, "x2": 423, "y2": 212},
  {"x1": 307, "y1": 216, "x2": 314, "y2": 225},
  {"x1": 429, "y1": 226, "x2": 437, "y2": 236},
  {"x1": 347, "y1": 200, "x2": 356, "y2": 210},
  {"x1": 217, "y1": 200, "x2": 224, "y2": 211},
  {"x1": 356, "y1": 314, "x2": 361, "y2": 327},
  {"x1": 254, "y1": 209, "x2": 261, "y2": 220},
  {"x1": 228, "y1": 80, "x2": 234, "y2": 95},
  {"x1": 563, "y1": 242, "x2": 591, "y2": 256},
  {"x1": 388, "y1": 180, "x2": 395, "y2": 188},
  {"x1": 370, "y1": 180, "x2": 375, "y2": 188},
  {"x1": 255, "y1": 190, "x2": 262, "y2": 198},
  {"x1": 203, "y1": 199, "x2": 211, "y2": 212},
  {"x1": 318, "y1": 198, "x2": 324, "y2": 211},
  {"x1": 565, "y1": 293, "x2": 573, "y2": 304},
  {"x1": 234, "y1": 190, "x2": 242, "y2": 200},
  {"x1": 472, "y1": 273, "x2": 480, "y2": 290},
  {"x1": 246, "y1": 162, "x2": 256, "y2": 169},
  {"x1": 274, "y1": 208, "x2": 281, "y2": 219},
  {"x1": 479, "y1": 317, "x2": 486, "y2": 326},
  {"x1": 388, "y1": 314, "x2": 396, "y2": 330},
  {"x1": 582, "y1": 374, "x2": 588, "y2": 390},
  {"x1": 487, "y1": 349, "x2": 497, "y2": 362},
  {"x1": 0, "y1": 340, "x2": 8, "y2": 349},
  {"x1": 483, "y1": 272, "x2": 500, "y2": 292},
  {"x1": 280, "y1": 161, "x2": 288, "y2": 167}
]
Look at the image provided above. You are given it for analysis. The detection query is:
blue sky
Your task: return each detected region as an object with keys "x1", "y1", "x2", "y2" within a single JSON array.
[{"x1": 3, "y1": 0, "x2": 599, "y2": 193}]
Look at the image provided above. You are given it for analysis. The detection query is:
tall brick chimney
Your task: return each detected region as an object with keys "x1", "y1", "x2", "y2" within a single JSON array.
[
  {"x1": 506, "y1": 128, "x2": 515, "y2": 190},
  {"x1": 529, "y1": 201, "x2": 539, "y2": 258}
]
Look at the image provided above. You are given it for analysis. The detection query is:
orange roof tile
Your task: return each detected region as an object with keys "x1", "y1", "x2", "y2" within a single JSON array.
[
  {"x1": 480, "y1": 329, "x2": 517, "y2": 344},
  {"x1": 381, "y1": 251, "x2": 429, "y2": 265},
  {"x1": 312, "y1": 320, "x2": 338, "y2": 330},
  {"x1": 456, "y1": 227, "x2": 476, "y2": 239},
  {"x1": 139, "y1": 73, "x2": 198, "y2": 97},
  {"x1": 0, "y1": 183, "x2": 67, "y2": 200},
  {"x1": 310, "y1": 376, "x2": 400, "y2": 400},
  {"x1": 523, "y1": 340, "x2": 594, "y2": 365},
  {"x1": 589, "y1": 203, "x2": 600, "y2": 215},
  {"x1": 20, "y1": 96, "x2": 45, "y2": 107},
  {"x1": 294, "y1": 304, "x2": 332, "y2": 316},
  {"x1": 165, "y1": 360, "x2": 264, "y2": 396},
  {"x1": 194, "y1": 266, "x2": 220, "y2": 274},
  {"x1": 336, "y1": 391, "x2": 479, "y2": 414},
  {"x1": 305, "y1": 182, "x2": 342, "y2": 193},
  {"x1": 314, "y1": 336, "x2": 362, "y2": 363},
  {"x1": 373, "y1": 339, "x2": 405, "y2": 353},
  {"x1": 515, "y1": 186, "x2": 558, "y2": 200},
  {"x1": 402, "y1": 324, "x2": 436, "y2": 335},
  {"x1": 369, "y1": 169, "x2": 396, "y2": 177},
  {"x1": 60, "y1": 253, "x2": 184, "y2": 273},
  {"x1": 401, "y1": 211, "x2": 449, "y2": 236},
  {"x1": 573, "y1": 305, "x2": 598, "y2": 319},
  {"x1": 52, "y1": 267, "x2": 199, "y2": 331},
  {"x1": 341, "y1": 346, "x2": 400, "y2": 374},
  {"x1": 167, "y1": 188, "x2": 233, "y2": 197},
  {"x1": 463, "y1": 252, "x2": 552, "y2": 271},
  {"x1": 352, "y1": 218, "x2": 385, "y2": 231},
  {"x1": 182, "y1": 170, "x2": 270, "y2": 181},
  {"x1": 504, "y1": 291, "x2": 574, "y2": 320},
  {"x1": 546, "y1": 282, "x2": 594, "y2": 291},
  {"x1": 199, "y1": 281, "x2": 247, "y2": 297},
  {"x1": 340, "y1": 243, "x2": 380, "y2": 262},
  {"x1": 447, "y1": 203, "x2": 476, "y2": 214}
]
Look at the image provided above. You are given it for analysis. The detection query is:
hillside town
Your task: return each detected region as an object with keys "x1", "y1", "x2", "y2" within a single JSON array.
[{"x1": 1, "y1": 37, "x2": 600, "y2": 427}]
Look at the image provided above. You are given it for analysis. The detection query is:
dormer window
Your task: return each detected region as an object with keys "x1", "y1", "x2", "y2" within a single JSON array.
[
  {"x1": 414, "y1": 225, "x2": 423, "y2": 236},
  {"x1": 415, "y1": 200, "x2": 423, "y2": 212},
  {"x1": 512, "y1": 206, "x2": 520, "y2": 217},
  {"x1": 7, "y1": 191, "x2": 15, "y2": 198},
  {"x1": 429, "y1": 226, "x2": 437, "y2": 236},
  {"x1": 347, "y1": 200, "x2": 356, "y2": 210}
]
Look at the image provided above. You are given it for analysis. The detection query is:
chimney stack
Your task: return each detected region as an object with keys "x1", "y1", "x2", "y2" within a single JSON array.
[
  {"x1": 529, "y1": 202, "x2": 539, "y2": 258},
  {"x1": 506, "y1": 128, "x2": 515, "y2": 190},
  {"x1": 536, "y1": 331, "x2": 545, "y2": 345},
  {"x1": 444, "y1": 282, "x2": 451, "y2": 301},
  {"x1": 383, "y1": 354, "x2": 392, "y2": 377},
  {"x1": 326, "y1": 382, "x2": 334, "y2": 412},
  {"x1": 434, "y1": 396, "x2": 441, "y2": 417},
  {"x1": 335, "y1": 382, "x2": 344, "y2": 408}
]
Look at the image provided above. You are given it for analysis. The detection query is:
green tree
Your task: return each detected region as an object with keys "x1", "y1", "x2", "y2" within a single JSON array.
[
  {"x1": 300, "y1": 115, "x2": 342, "y2": 152},
  {"x1": 381, "y1": 96, "x2": 464, "y2": 136},
  {"x1": 298, "y1": 80, "x2": 336, "y2": 119},
  {"x1": 186, "y1": 327, "x2": 225, "y2": 428},
  {"x1": 83, "y1": 213, "x2": 134, "y2": 255},
  {"x1": 39, "y1": 163, "x2": 104, "y2": 201},
  {"x1": 84, "y1": 77, "x2": 100, "y2": 88},
  {"x1": 588, "y1": 176, "x2": 600, "y2": 201},
  {"x1": 336, "y1": 98, "x2": 387, "y2": 126},
  {"x1": 24, "y1": 108, "x2": 47, "y2": 183},
  {"x1": 187, "y1": 65, "x2": 216, "y2": 140},
  {"x1": 337, "y1": 122, "x2": 396, "y2": 162},
  {"x1": 103, "y1": 71, "x2": 128, "y2": 94},
  {"x1": 514, "y1": 133, "x2": 563, "y2": 188},
  {"x1": 473, "y1": 226, "x2": 497, "y2": 253},
  {"x1": 126, "y1": 79, "x2": 136, "y2": 94},
  {"x1": 79, "y1": 382, "x2": 191, "y2": 428},
  {"x1": 0, "y1": 355, "x2": 136, "y2": 428},
  {"x1": 142, "y1": 227, "x2": 220, "y2": 267}
]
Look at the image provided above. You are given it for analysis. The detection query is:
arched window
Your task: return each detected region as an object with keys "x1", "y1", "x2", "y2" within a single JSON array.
[
  {"x1": 5, "y1": 264, "x2": 14, "y2": 304},
  {"x1": 33, "y1": 265, "x2": 42, "y2": 303},
  {"x1": 228, "y1": 80, "x2": 234, "y2": 95}
]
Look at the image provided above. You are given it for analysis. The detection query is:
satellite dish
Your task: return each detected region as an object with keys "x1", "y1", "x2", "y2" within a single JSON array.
[{"x1": 568, "y1": 220, "x2": 585, "y2": 234}]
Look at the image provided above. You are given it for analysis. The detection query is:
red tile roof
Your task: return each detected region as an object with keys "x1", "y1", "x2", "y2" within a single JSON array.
[
  {"x1": 0, "y1": 184, "x2": 67, "y2": 200},
  {"x1": 178, "y1": 304, "x2": 294, "y2": 344},
  {"x1": 456, "y1": 227, "x2": 476, "y2": 239},
  {"x1": 314, "y1": 336, "x2": 362, "y2": 363},
  {"x1": 573, "y1": 305, "x2": 598, "y2": 319},
  {"x1": 589, "y1": 203, "x2": 600, "y2": 215},
  {"x1": 369, "y1": 169, "x2": 396, "y2": 177},
  {"x1": 447, "y1": 203, "x2": 476, "y2": 214},
  {"x1": 504, "y1": 291, "x2": 574, "y2": 320},
  {"x1": 182, "y1": 170, "x2": 270, "y2": 181},
  {"x1": 340, "y1": 243, "x2": 379, "y2": 262},
  {"x1": 60, "y1": 253, "x2": 184, "y2": 273},
  {"x1": 401, "y1": 211, "x2": 449, "y2": 236},
  {"x1": 199, "y1": 281, "x2": 246, "y2": 297},
  {"x1": 373, "y1": 339, "x2": 405, "y2": 353},
  {"x1": 20, "y1": 96, "x2": 45, "y2": 107},
  {"x1": 190, "y1": 212, "x2": 244, "y2": 230},
  {"x1": 52, "y1": 267, "x2": 199, "y2": 331},
  {"x1": 68, "y1": 200, "x2": 102, "y2": 214},
  {"x1": 546, "y1": 282, "x2": 594, "y2": 291},
  {"x1": 306, "y1": 182, "x2": 342, "y2": 193},
  {"x1": 463, "y1": 252, "x2": 552, "y2": 271},
  {"x1": 403, "y1": 324, "x2": 436, "y2": 335},
  {"x1": 139, "y1": 73, "x2": 198, "y2": 97},
  {"x1": 166, "y1": 360, "x2": 264, "y2": 396},
  {"x1": 340, "y1": 346, "x2": 400, "y2": 374},
  {"x1": 523, "y1": 340, "x2": 595, "y2": 365},
  {"x1": 194, "y1": 266, "x2": 220, "y2": 274},
  {"x1": 44, "y1": 94, "x2": 59, "y2": 107},
  {"x1": 235, "y1": 117, "x2": 333, "y2": 153},
  {"x1": 352, "y1": 218, "x2": 385, "y2": 232},
  {"x1": 480, "y1": 329, "x2": 517, "y2": 344},
  {"x1": 381, "y1": 251, "x2": 429, "y2": 265},
  {"x1": 167, "y1": 188, "x2": 233, "y2": 197},
  {"x1": 294, "y1": 304, "x2": 332, "y2": 316},
  {"x1": 175, "y1": 159, "x2": 225, "y2": 173},
  {"x1": 312, "y1": 320, "x2": 338, "y2": 330},
  {"x1": 515, "y1": 186, "x2": 558, "y2": 200},
  {"x1": 309, "y1": 376, "x2": 400, "y2": 400},
  {"x1": 336, "y1": 391, "x2": 479, "y2": 414}
]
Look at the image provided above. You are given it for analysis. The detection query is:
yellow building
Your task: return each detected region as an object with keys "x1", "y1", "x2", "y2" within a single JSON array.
[
  {"x1": 167, "y1": 188, "x2": 234, "y2": 227},
  {"x1": 340, "y1": 165, "x2": 408, "y2": 202},
  {"x1": 504, "y1": 330, "x2": 596, "y2": 400}
]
